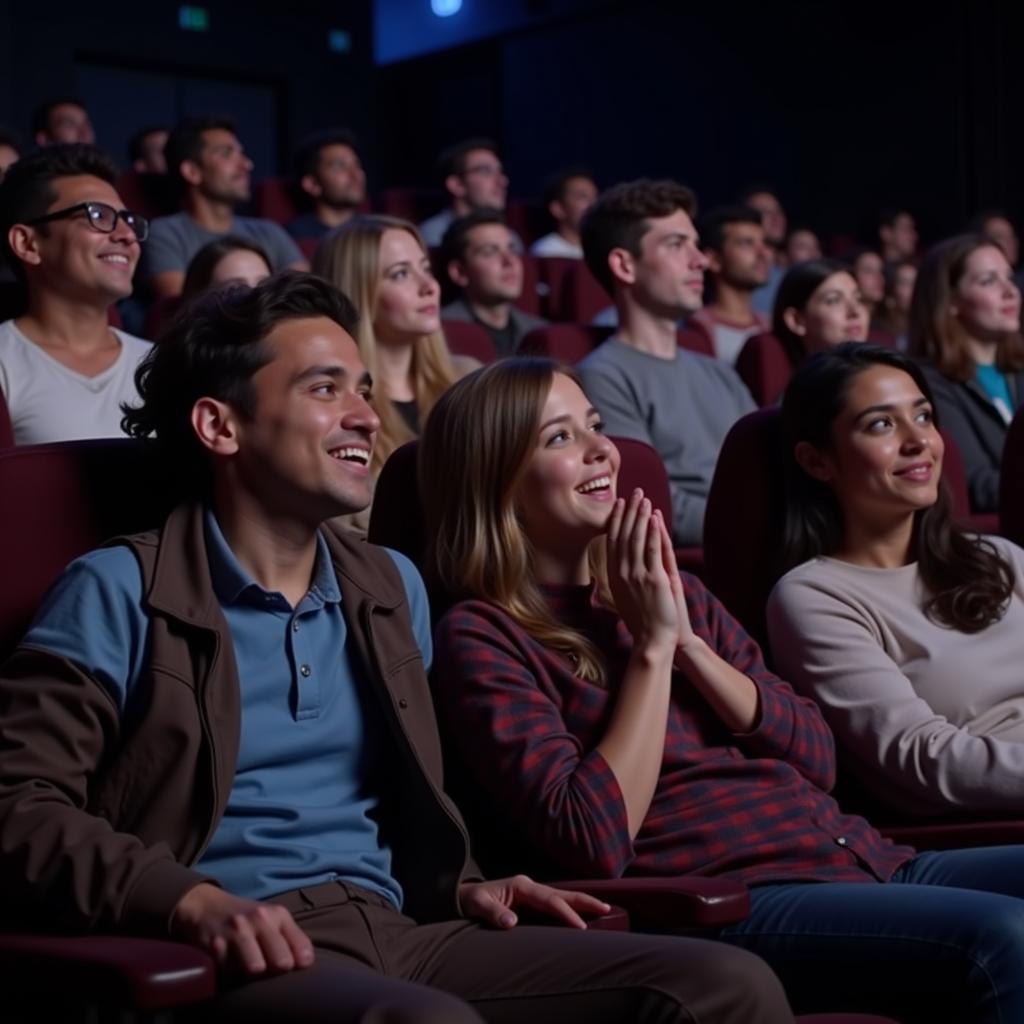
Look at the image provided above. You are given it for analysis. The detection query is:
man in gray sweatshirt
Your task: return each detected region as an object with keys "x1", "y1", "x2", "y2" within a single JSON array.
[{"x1": 577, "y1": 179, "x2": 756, "y2": 546}]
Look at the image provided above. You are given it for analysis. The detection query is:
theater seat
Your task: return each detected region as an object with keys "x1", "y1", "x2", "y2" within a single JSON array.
[
  {"x1": 999, "y1": 405, "x2": 1024, "y2": 546},
  {"x1": 518, "y1": 323, "x2": 610, "y2": 363},
  {"x1": 553, "y1": 261, "x2": 612, "y2": 323},
  {"x1": 442, "y1": 321, "x2": 498, "y2": 364},
  {"x1": 377, "y1": 187, "x2": 446, "y2": 224},
  {"x1": 735, "y1": 332, "x2": 793, "y2": 406},
  {"x1": 253, "y1": 177, "x2": 298, "y2": 225},
  {"x1": 535, "y1": 256, "x2": 579, "y2": 321},
  {"x1": 0, "y1": 389, "x2": 14, "y2": 448}
]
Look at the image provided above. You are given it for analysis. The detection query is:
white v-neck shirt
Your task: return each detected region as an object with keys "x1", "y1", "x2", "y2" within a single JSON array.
[{"x1": 0, "y1": 319, "x2": 151, "y2": 445}]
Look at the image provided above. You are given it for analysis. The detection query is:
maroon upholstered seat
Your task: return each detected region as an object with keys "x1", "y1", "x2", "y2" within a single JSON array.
[
  {"x1": 252, "y1": 176, "x2": 298, "y2": 225},
  {"x1": 735, "y1": 332, "x2": 794, "y2": 407},
  {"x1": 442, "y1": 321, "x2": 498, "y2": 364},
  {"x1": 0, "y1": 389, "x2": 13, "y2": 449},
  {"x1": 518, "y1": 323, "x2": 610, "y2": 363}
]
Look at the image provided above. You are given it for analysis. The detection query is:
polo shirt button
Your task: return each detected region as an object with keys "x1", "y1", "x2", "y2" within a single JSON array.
[
  {"x1": 292, "y1": 621, "x2": 300, "y2": 632},
  {"x1": 398, "y1": 699, "x2": 408, "y2": 709},
  {"x1": 300, "y1": 664, "x2": 312, "y2": 677},
  {"x1": 836, "y1": 836, "x2": 848, "y2": 847}
]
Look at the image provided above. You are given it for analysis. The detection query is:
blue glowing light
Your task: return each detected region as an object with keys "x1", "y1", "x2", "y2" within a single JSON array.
[{"x1": 431, "y1": 0, "x2": 462, "y2": 17}]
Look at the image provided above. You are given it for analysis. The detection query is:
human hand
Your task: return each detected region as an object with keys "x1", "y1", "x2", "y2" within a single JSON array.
[
  {"x1": 606, "y1": 489, "x2": 679, "y2": 651},
  {"x1": 459, "y1": 875, "x2": 612, "y2": 930},
  {"x1": 170, "y1": 882, "x2": 315, "y2": 977},
  {"x1": 654, "y1": 507, "x2": 696, "y2": 649}
]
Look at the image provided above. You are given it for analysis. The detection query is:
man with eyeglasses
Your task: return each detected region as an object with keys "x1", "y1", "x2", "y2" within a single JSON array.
[
  {"x1": 142, "y1": 116, "x2": 308, "y2": 298},
  {"x1": 0, "y1": 144, "x2": 151, "y2": 445},
  {"x1": 419, "y1": 137, "x2": 513, "y2": 249}
]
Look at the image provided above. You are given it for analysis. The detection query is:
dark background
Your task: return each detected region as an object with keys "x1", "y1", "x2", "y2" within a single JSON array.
[{"x1": 1, "y1": 0, "x2": 1022, "y2": 246}]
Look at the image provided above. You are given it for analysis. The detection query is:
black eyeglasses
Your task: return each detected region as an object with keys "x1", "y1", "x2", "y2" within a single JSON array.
[{"x1": 25, "y1": 201, "x2": 150, "y2": 242}]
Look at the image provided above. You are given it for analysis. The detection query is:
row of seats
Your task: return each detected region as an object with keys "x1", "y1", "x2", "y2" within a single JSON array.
[{"x1": 0, "y1": 436, "x2": 897, "y2": 1023}]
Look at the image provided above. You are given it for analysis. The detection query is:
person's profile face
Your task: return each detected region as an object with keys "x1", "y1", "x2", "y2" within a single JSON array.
[
  {"x1": 196, "y1": 129, "x2": 252, "y2": 204},
  {"x1": 457, "y1": 223, "x2": 522, "y2": 302},
  {"x1": 374, "y1": 228, "x2": 440, "y2": 344},
  {"x1": 629, "y1": 208, "x2": 708, "y2": 316},
  {"x1": 792, "y1": 271, "x2": 869, "y2": 353},
  {"x1": 314, "y1": 144, "x2": 366, "y2": 207},
  {"x1": 45, "y1": 104, "x2": 95, "y2": 145},
  {"x1": 457, "y1": 149, "x2": 508, "y2": 210},
  {"x1": 951, "y1": 245, "x2": 1021, "y2": 339}
]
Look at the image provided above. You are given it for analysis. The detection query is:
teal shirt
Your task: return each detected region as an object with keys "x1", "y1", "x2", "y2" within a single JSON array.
[{"x1": 975, "y1": 364, "x2": 1014, "y2": 424}]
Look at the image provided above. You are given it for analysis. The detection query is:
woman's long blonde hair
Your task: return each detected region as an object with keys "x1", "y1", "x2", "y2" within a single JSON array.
[
  {"x1": 313, "y1": 214, "x2": 459, "y2": 471},
  {"x1": 421, "y1": 358, "x2": 610, "y2": 683}
]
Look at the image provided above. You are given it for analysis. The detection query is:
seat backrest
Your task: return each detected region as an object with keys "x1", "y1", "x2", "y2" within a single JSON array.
[
  {"x1": 704, "y1": 409, "x2": 980, "y2": 653},
  {"x1": 518, "y1": 324, "x2": 610, "y2": 364},
  {"x1": 1000, "y1": 405, "x2": 1024, "y2": 546},
  {"x1": 376, "y1": 187, "x2": 446, "y2": 223},
  {"x1": 734, "y1": 332, "x2": 793, "y2": 407},
  {"x1": 0, "y1": 440, "x2": 178, "y2": 659},
  {"x1": 677, "y1": 327, "x2": 715, "y2": 358},
  {"x1": 253, "y1": 177, "x2": 298, "y2": 225},
  {"x1": 515, "y1": 254, "x2": 542, "y2": 316},
  {"x1": 561, "y1": 261, "x2": 612, "y2": 324},
  {"x1": 0, "y1": 387, "x2": 14, "y2": 449},
  {"x1": 535, "y1": 257, "x2": 579, "y2": 321},
  {"x1": 442, "y1": 320, "x2": 498, "y2": 365}
]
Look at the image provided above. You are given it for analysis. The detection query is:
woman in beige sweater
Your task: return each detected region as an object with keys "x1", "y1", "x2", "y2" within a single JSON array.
[{"x1": 768, "y1": 342, "x2": 1024, "y2": 815}]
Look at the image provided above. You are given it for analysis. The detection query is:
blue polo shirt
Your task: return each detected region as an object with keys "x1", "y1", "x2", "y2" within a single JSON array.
[{"x1": 20, "y1": 511, "x2": 433, "y2": 907}]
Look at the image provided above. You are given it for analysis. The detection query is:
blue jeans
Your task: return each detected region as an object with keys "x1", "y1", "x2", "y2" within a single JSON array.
[{"x1": 720, "y1": 847, "x2": 1024, "y2": 1023}]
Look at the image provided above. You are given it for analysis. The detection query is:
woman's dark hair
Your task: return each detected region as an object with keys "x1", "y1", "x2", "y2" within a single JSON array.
[
  {"x1": 121, "y1": 271, "x2": 358, "y2": 499},
  {"x1": 181, "y1": 235, "x2": 271, "y2": 301},
  {"x1": 780, "y1": 342, "x2": 1014, "y2": 633},
  {"x1": 771, "y1": 258, "x2": 851, "y2": 367}
]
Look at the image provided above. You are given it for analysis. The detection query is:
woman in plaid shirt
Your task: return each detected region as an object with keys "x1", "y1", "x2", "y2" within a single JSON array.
[{"x1": 424, "y1": 356, "x2": 1024, "y2": 1022}]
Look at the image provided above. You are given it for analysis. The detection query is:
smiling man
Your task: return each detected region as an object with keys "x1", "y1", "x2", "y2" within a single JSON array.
[
  {"x1": 0, "y1": 144, "x2": 151, "y2": 444},
  {"x1": 0, "y1": 271, "x2": 792, "y2": 1023},
  {"x1": 577, "y1": 179, "x2": 756, "y2": 546},
  {"x1": 142, "y1": 116, "x2": 307, "y2": 298}
]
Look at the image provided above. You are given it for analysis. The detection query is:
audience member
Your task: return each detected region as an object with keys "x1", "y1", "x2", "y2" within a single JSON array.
[
  {"x1": 909, "y1": 233, "x2": 1024, "y2": 513},
  {"x1": 0, "y1": 272, "x2": 793, "y2": 1024},
  {"x1": 691, "y1": 205, "x2": 772, "y2": 363},
  {"x1": 783, "y1": 226, "x2": 821, "y2": 265},
  {"x1": 316, "y1": 214, "x2": 476, "y2": 529},
  {"x1": 142, "y1": 116, "x2": 306, "y2": 297},
  {"x1": 425, "y1": 354, "x2": 1024, "y2": 1023},
  {"x1": 287, "y1": 129, "x2": 366, "y2": 242},
  {"x1": 771, "y1": 342, "x2": 1024, "y2": 817},
  {"x1": 772, "y1": 258, "x2": 869, "y2": 369},
  {"x1": 873, "y1": 257, "x2": 917, "y2": 349},
  {"x1": 877, "y1": 208, "x2": 918, "y2": 263},
  {"x1": 32, "y1": 96, "x2": 95, "y2": 147},
  {"x1": 181, "y1": 236, "x2": 272, "y2": 301},
  {"x1": 0, "y1": 144, "x2": 150, "y2": 444},
  {"x1": 850, "y1": 247, "x2": 885, "y2": 321},
  {"x1": 576, "y1": 179, "x2": 755, "y2": 546},
  {"x1": 419, "y1": 137, "x2": 509, "y2": 248},
  {"x1": 739, "y1": 184, "x2": 786, "y2": 314},
  {"x1": 529, "y1": 167, "x2": 598, "y2": 259},
  {"x1": 441, "y1": 209, "x2": 546, "y2": 358},
  {"x1": 969, "y1": 209, "x2": 1020, "y2": 268},
  {"x1": 0, "y1": 131, "x2": 20, "y2": 176},
  {"x1": 130, "y1": 125, "x2": 169, "y2": 175}
]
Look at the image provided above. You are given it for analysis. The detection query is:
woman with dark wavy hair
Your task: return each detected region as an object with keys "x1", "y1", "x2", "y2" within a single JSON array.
[{"x1": 768, "y1": 342, "x2": 1024, "y2": 816}]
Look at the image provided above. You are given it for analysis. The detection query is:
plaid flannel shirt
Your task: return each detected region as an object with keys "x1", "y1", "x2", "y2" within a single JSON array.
[{"x1": 433, "y1": 575, "x2": 914, "y2": 887}]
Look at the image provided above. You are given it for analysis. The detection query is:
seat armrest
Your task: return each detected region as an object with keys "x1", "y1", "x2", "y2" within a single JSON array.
[
  {"x1": 0, "y1": 934, "x2": 216, "y2": 1011},
  {"x1": 554, "y1": 876, "x2": 750, "y2": 929}
]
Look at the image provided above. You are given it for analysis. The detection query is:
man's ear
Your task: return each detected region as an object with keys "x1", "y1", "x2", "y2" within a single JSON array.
[
  {"x1": 8, "y1": 224, "x2": 42, "y2": 268},
  {"x1": 300, "y1": 173, "x2": 322, "y2": 200},
  {"x1": 607, "y1": 246, "x2": 636, "y2": 286},
  {"x1": 180, "y1": 158, "x2": 203, "y2": 189},
  {"x1": 794, "y1": 440, "x2": 834, "y2": 482},
  {"x1": 445, "y1": 173, "x2": 467, "y2": 201},
  {"x1": 705, "y1": 249, "x2": 722, "y2": 275},
  {"x1": 548, "y1": 198, "x2": 566, "y2": 224},
  {"x1": 782, "y1": 306, "x2": 807, "y2": 337},
  {"x1": 191, "y1": 397, "x2": 242, "y2": 456},
  {"x1": 447, "y1": 258, "x2": 469, "y2": 289}
]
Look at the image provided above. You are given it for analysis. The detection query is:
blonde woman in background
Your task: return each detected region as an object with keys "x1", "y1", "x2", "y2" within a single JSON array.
[{"x1": 314, "y1": 214, "x2": 477, "y2": 529}]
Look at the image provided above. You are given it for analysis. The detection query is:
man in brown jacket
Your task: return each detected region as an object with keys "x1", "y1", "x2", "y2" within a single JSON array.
[{"x1": 0, "y1": 272, "x2": 793, "y2": 1023}]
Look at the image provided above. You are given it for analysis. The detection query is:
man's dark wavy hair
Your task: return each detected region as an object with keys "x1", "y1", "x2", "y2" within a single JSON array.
[{"x1": 122, "y1": 271, "x2": 359, "y2": 499}]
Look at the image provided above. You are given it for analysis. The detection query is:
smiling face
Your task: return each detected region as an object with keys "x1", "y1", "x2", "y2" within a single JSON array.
[
  {"x1": 799, "y1": 364, "x2": 943, "y2": 532},
  {"x1": 951, "y1": 244, "x2": 1021, "y2": 340},
  {"x1": 624, "y1": 208, "x2": 708, "y2": 316},
  {"x1": 374, "y1": 228, "x2": 441, "y2": 343},
  {"x1": 226, "y1": 316, "x2": 380, "y2": 524},
  {"x1": 515, "y1": 373, "x2": 620, "y2": 565},
  {"x1": 22, "y1": 174, "x2": 140, "y2": 302},
  {"x1": 785, "y1": 270, "x2": 870, "y2": 353}
]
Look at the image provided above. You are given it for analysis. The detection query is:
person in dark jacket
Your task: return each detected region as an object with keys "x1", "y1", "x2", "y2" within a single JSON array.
[
  {"x1": 0, "y1": 271, "x2": 794, "y2": 1024},
  {"x1": 910, "y1": 233, "x2": 1024, "y2": 512}
]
